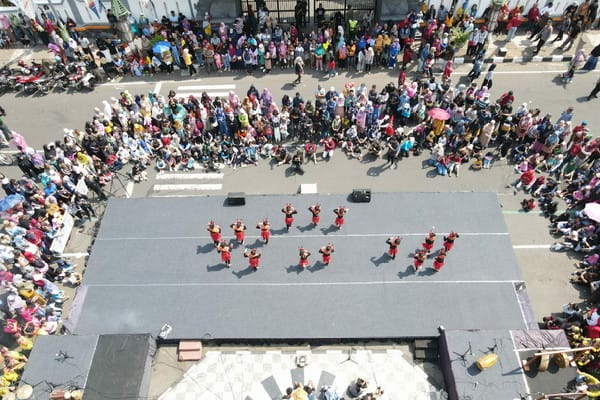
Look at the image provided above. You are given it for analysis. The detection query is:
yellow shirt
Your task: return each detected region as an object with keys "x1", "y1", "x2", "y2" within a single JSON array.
[{"x1": 183, "y1": 52, "x2": 193, "y2": 66}]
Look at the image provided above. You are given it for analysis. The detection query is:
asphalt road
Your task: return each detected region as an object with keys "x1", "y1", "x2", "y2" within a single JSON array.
[{"x1": 1, "y1": 62, "x2": 599, "y2": 321}]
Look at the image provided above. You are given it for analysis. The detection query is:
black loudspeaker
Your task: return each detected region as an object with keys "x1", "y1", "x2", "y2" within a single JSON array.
[
  {"x1": 351, "y1": 189, "x2": 371, "y2": 203},
  {"x1": 227, "y1": 192, "x2": 246, "y2": 206}
]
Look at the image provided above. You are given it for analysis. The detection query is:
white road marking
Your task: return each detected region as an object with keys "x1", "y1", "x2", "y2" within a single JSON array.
[
  {"x1": 86, "y1": 279, "x2": 524, "y2": 288},
  {"x1": 153, "y1": 82, "x2": 162, "y2": 95},
  {"x1": 512, "y1": 244, "x2": 552, "y2": 249},
  {"x1": 156, "y1": 172, "x2": 224, "y2": 180},
  {"x1": 176, "y1": 84, "x2": 235, "y2": 91},
  {"x1": 125, "y1": 181, "x2": 134, "y2": 198},
  {"x1": 153, "y1": 183, "x2": 223, "y2": 191},
  {"x1": 97, "y1": 232, "x2": 511, "y2": 241},
  {"x1": 175, "y1": 92, "x2": 230, "y2": 98}
]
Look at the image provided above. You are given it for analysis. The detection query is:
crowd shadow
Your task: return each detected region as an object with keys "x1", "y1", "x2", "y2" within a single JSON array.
[
  {"x1": 250, "y1": 238, "x2": 266, "y2": 248},
  {"x1": 271, "y1": 227, "x2": 289, "y2": 235},
  {"x1": 397, "y1": 265, "x2": 416, "y2": 279},
  {"x1": 418, "y1": 268, "x2": 438, "y2": 276},
  {"x1": 366, "y1": 163, "x2": 388, "y2": 176},
  {"x1": 297, "y1": 223, "x2": 316, "y2": 232}
]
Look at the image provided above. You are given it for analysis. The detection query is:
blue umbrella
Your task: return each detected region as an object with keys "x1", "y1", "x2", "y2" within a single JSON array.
[
  {"x1": 152, "y1": 41, "x2": 171, "y2": 55},
  {"x1": 0, "y1": 194, "x2": 24, "y2": 212}
]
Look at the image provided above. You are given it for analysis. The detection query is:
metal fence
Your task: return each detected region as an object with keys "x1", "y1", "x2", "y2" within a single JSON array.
[{"x1": 239, "y1": 0, "x2": 377, "y2": 24}]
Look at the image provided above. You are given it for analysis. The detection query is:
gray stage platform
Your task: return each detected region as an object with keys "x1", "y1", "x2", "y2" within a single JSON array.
[{"x1": 67, "y1": 192, "x2": 530, "y2": 339}]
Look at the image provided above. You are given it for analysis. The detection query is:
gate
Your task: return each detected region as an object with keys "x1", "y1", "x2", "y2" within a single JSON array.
[
  {"x1": 240, "y1": 0, "x2": 300, "y2": 24},
  {"x1": 312, "y1": 0, "x2": 376, "y2": 25}
]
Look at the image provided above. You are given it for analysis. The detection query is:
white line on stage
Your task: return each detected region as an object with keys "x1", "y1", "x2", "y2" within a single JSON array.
[
  {"x1": 96, "y1": 232, "x2": 511, "y2": 241},
  {"x1": 86, "y1": 279, "x2": 524, "y2": 288}
]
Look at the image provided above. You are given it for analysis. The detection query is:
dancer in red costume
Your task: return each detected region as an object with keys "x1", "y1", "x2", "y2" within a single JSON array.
[
  {"x1": 433, "y1": 248, "x2": 447, "y2": 271},
  {"x1": 230, "y1": 219, "x2": 247, "y2": 245},
  {"x1": 281, "y1": 203, "x2": 298, "y2": 231},
  {"x1": 308, "y1": 204, "x2": 321, "y2": 226},
  {"x1": 298, "y1": 246, "x2": 311, "y2": 269},
  {"x1": 413, "y1": 249, "x2": 427, "y2": 272},
  {"x1": 216, "y1": 239, "x2": 232, "y2": 268},
  {"x1": 422, "y1": 229, "x2": 436, "y2": 255},
  {"x1": 256, "y1": 218, "x2": 271, "y2": 244},
  {"x1": 207, "y1": 221, "x2": 222, "y2": 246},
  {"x1": 244, "y1": 248, "x2": 262, "y2": 270},
  {"x1": 443, "y1": 231, "x2": 460, "y2": 252},
  {"x1": 386, "y1": 236, "x2": 402, "y2": 260},
  {"x1": 333, "y1": 205, "x2": 349, "y2": 229},
  {"x1": 319, "y1": 243, "x2": 335, "y2": 265}
]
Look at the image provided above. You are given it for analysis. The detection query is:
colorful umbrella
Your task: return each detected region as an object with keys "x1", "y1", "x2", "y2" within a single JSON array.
[
  {"x1": 428, "y1": 107, "x2": 451, "y2": 121},
  {"x1": 152, "y1": 41, "x2": 171, "y2": 54},
  {"x1": 0, "y1": 194, "x2": 24, "y2": 212},
  {"x1": 584, "y1": 202, "x2": 600, "y2": 222}
]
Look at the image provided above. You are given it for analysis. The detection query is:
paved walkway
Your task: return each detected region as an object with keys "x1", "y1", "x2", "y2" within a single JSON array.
[{"x1": 158, "y1": 348, "x2": 444, "y2": 400}]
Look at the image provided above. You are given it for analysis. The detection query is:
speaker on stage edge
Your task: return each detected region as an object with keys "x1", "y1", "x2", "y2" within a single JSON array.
[
  {"x1": 351, "y1": 189, "x2": 371, "y2": 203},
  {"x1": 226, "y1": 192, "x2": 246, "y2": 206}
]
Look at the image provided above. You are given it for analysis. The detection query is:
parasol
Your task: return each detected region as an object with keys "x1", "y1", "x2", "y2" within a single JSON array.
[
  {"x1": 584, "y1": 202, "x2": 600, "y2": 222},
  {"x1": 0, "y1": 194, "x2": 24, "y2": 212},
  {"x1": 428, "y1": 107, "x2": 451, "y2": 121},
  {"x1": 152, "y1": 41, "x2": 171, "y2": 54}
]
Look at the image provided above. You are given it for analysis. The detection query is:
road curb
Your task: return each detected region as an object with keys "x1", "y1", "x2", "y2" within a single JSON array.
[{"x1": 453, "y1": 55, "x2": 573, "y2": 65}]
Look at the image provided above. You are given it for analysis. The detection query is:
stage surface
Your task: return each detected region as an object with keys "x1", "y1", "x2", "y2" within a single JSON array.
[{"x1": 68, "y1": 192, "x2": 530, "y2": 339}]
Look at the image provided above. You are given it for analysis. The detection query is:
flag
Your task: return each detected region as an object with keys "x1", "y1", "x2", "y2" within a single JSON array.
[
  {"x1": 12, "y1": 0, "x2": 36, "y2": 19},
  {"x1": 111, "y1": 0, "x2": 130, "y2": 17},
  {"x1": 88, "y1": 0, "x2": 101, "y2": 19}
]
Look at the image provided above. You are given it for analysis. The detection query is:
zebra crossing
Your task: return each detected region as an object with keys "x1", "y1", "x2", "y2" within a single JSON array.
[
  {"x1": 174, "y1": 83, "x2": 236, "y2": 99},
  {"x1": 152, "y1": 171, "x2": 225, "y2": 196}
]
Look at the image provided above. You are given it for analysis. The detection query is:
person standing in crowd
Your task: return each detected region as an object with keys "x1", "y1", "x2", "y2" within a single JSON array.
[
  {"x1": 182, "y1": 48, "x2": 197, "y2": 76},
  {"x1": 333, "y1": 205, "x2": 348, "y2": 229},
  {"x1": 231, "y1": 219, "x2": 247, "y2": 245},
  {"x1": 587, "y1": 77, "x2": 600, "y2": 100},
  {"x1": 422, "y1": 230, "x2": 436, "y2": 255},
  {"x1": 217, "y1": 240, "x2": 233, "y2": 268},
  {"x1": 256, "y1": 218, "x2": 271, "y2": 244},
  {"x1": 432, "y1": 248, "x2": 447, "y2": 271},
  {"x1": 532, "y1": 20, "x2": 553, "y2": 55},
  {"x1": 282, "y1": 203, "x2": 298, "y2": 230},
  {"x1": 319, "y1": 243, "x2": 335, "y2": 265},
  {"x1": 386, "y1": 236, "x2": 402, "y2": 260},
  {"x1": 298, "y1": 246, "x2": 311, "y2": 269},
  {"x1": 413, "y1": 249, "x2": 427, "y2": 272},
  {"x1": 293, "y1": 55, "x2": 304, "y2": 84}
]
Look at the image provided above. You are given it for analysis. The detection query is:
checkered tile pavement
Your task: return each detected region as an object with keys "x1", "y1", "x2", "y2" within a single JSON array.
[{"x1": 159, "y1": 348, "x2": 446, "y2": 400}]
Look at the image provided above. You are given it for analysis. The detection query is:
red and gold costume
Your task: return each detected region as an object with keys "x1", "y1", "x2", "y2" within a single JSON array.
[
  {"x1": 413, "y1": 250, "x2": 427, "y2": 271},
  {"x1": 207, "y1": 221, "x2": 222, "y2": 246},
  {"x1": 282, "y1": 204, "x2": 298, "y2": 230},
  {"x1": 216, "y1": 240, "x2": 232, "y2": 267},
  {"x1": 333, "y1": 206, "x2": 348, "y2": 229},
  {"x1": 256, "y1": 219, "x2": 271, "y2": 244},
  {"x1": 309, "y1": 204, "x2": 321, "y2": 226},
  {"x1": 422, "y1": 231, "x2": 436, "y2": 252},
  {"x1": 244, "y1": 249, "x2": 262, "y2": 269},
  {"x1": 386, "y1": 236, "x2": 402, "y2": 259},
  {"x1": 230, "y1": 219, "x2": 247, "y2": 244},
  {"x1": 299, "y1": 247, "x2": 311, "y2": 269},
  {"x1": 443, "y1": 231, "x2": 459, "y2": 252},
  {"x1": 319, "y1": 244, "x2": 335, "y2": 265},
  {"x1": 433, "y1": 249, "x2": 446, "y2": 271}
]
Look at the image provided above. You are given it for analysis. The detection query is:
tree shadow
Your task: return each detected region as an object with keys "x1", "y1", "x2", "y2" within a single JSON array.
[
  {"x1": 297, "y1": 223, "x2": 316, "y2": 232},
  {"x1": 308, "y1": 261, "x2": 327, "y2": 272},
  {"x1": 370, "y1": 253, "x2": 391, "y2": 267},
  {"x1": 232, "y1": 267, "x2": 256, "y2": 278},
  {"x1": 398, "y1": 265, "x2": 416, "y2": 279},
  {"x1": 207, "y1": 263, "x2": 228, "y2": 272},
  {"x1": 286, "y1": 264, "x2": 305, "y2": 274},
  {"x1": 197, "y1": 243, "x2": 215, "y2": 254},
  {"x1": 320, "y1": 225, "x2": 338, "y2": 235}
]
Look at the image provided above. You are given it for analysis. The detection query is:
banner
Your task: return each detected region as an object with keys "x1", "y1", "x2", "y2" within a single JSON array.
[
  {"x1": 111, "y1": 0, "x2": 130, "y2": 17},
  {"x1": 12, "y1": 0, "x2": 37, "y2": 20}
]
